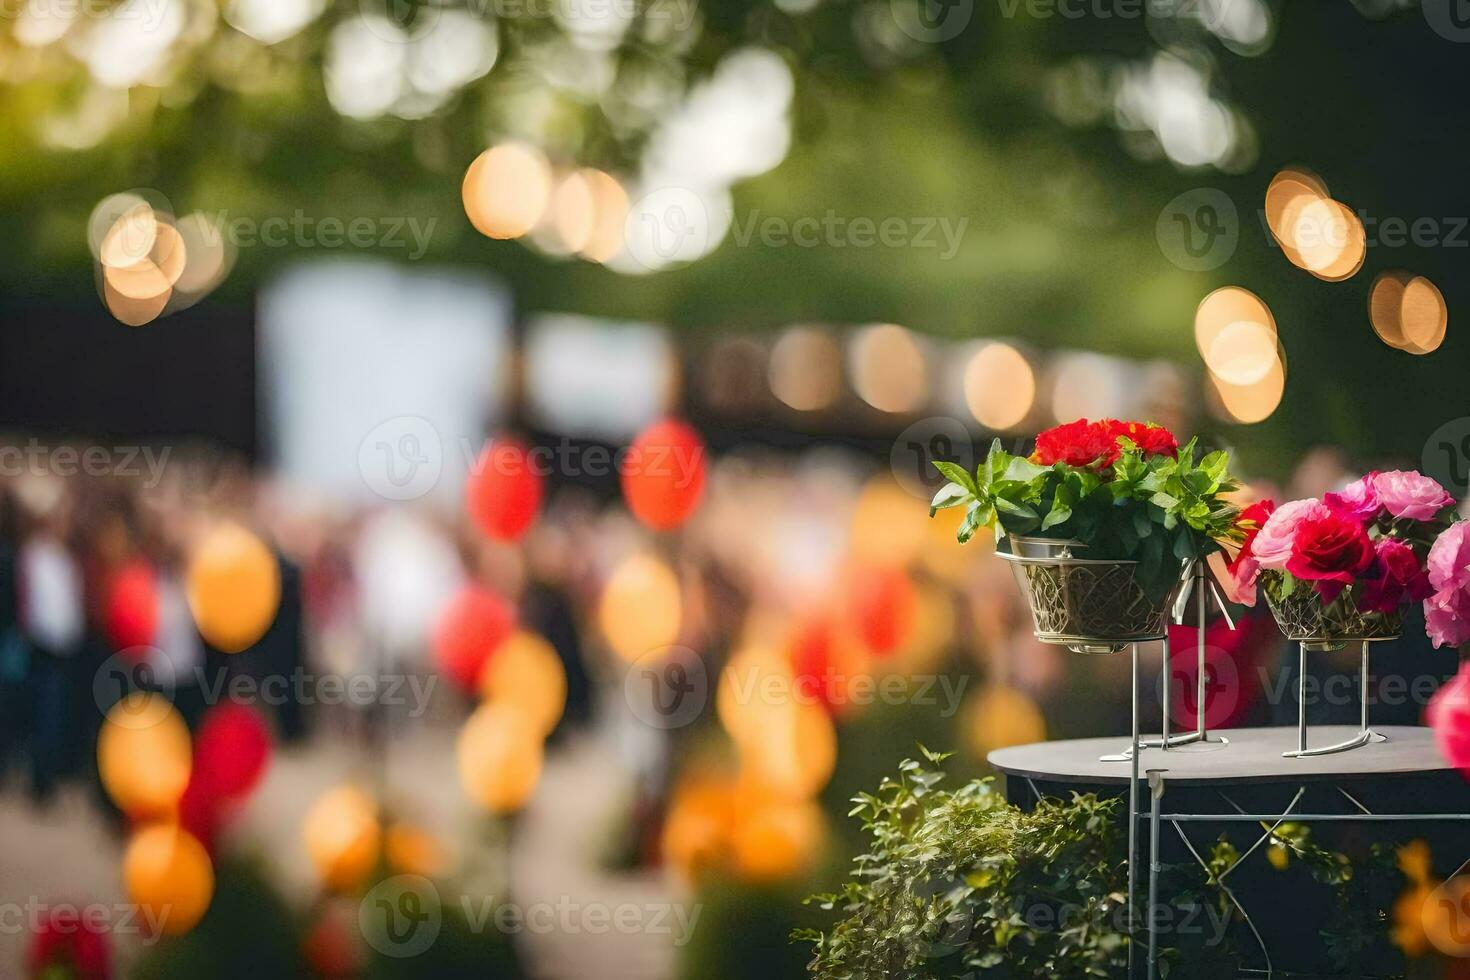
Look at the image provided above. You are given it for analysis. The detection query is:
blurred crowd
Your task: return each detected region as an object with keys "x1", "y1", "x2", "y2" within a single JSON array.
[{"x1": 0, "y1": 432, "x2": 1460, "y2": 859}]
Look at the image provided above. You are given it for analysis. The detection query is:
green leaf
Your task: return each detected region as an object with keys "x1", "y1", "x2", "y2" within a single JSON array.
[
  {"x1": 932, "y1": 461, "x2": 977, "y2": 495},
  {"x1": 929, "y1": 482, "x2": 970, "y2": 515},
  {"x1": 1150, "y1": 491, "x2": 1180, "y2": 510},
  {"x1": 958, "y1": 502, "x2": 994, "y2": 543},
  {"x1": 1002, "y1": 455, "x2": 1049, "y2": 482},
  {"x1": 1041, "y1": 505, "x2": 1072, "y2": 530}
]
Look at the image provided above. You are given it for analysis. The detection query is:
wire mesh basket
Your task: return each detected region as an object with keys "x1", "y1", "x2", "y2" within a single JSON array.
[
  {"x1": 997, "y1": 537, "x2": 1174, "y2": 654},
  {"x1": 1262, "y1": 577, "x2": 1402, "y2": 651}
]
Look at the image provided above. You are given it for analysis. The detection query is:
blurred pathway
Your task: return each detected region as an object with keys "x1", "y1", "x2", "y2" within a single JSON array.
[{"x1": 0, "y1": 723, "x2": 683, "y2": 980}]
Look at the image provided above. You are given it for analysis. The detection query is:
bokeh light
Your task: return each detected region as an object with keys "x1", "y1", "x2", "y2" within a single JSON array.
[
  {"x1": 769, "y1": 326, "x2": 843, "y2": 412},
  {"x1": 186, "y1": 522, "x2": 282, "y2": 653},
  {"x1": 463, "y1": 142, "x2": 554, "y2": 240},
  {"x1": 964, "y1": 684, "x2": 1047, "y2": 757},
  {"x1": 849, "y1": 324, "x2": 927, "y2": 414},
  {"x1": 303, "y1": 786, "x2": 380, "y2": 893},
  {"x1": 466, "y1": 437, "x2": 544, "y2": 542},
  {"x1": 964, "y1": 342, "x2": 1035, "y2": 430},
  {"x1": 849, "y1": 477, "x2": 927, "y2": 567},
  {"x1": 621, "y1": 419, "x2": 707, "y2": 531},
  {"x1": 598, "y1": 552, "x2": 682, "y2": 661},
  {"x1": 457, "y1": 702, "x2": 544, "y2": 813},
  {"x1": 730, "y1": 797, "x2": 825, "y2": 883},
  {"x1": 124, "y1": 824, "x2": 215, "y2": 936},
  {"x1": 479, "y1": 630, "x2": 568, "y2": 736},
  {"x1": 432, "y1": 584, "x2": 516, "y2": 693},
  {"x1": 1370, "y1": 270, "x2": 1448, "y2": 355},
  {"x1": 98, "y1": 693, "x2": 191, "y2": 819}
]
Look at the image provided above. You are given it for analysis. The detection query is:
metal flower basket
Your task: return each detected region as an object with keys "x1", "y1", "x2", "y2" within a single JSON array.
[
  {"x1": 1262, "y1": 578, "x2": 1401, "y2": 652},
  {"x1": 997, "y1": 537, "x2": 1173, "y2": 655}
]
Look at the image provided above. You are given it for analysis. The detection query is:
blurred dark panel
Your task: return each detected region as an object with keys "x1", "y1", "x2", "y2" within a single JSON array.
[{"x1": 0, "y1": 297, "x2": 255, "y2": 457}]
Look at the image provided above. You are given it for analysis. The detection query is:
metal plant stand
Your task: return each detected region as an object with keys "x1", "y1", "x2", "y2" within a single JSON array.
[
  {"x1": 1283, "y1": 638, "x2": 1392, "y2": 758},
  {"x1": 997, "y1": 544, "x2": 1242, "y2": 977},
  {"x1": 1102, "y1": 560, "x2": 1233, "y2": 762},
  {"x1": 1263, "y1": 583, "x2": 1402, "y2": 759}
]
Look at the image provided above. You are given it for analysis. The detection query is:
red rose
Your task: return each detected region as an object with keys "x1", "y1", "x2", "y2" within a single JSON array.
[
  {"x1": 1033, "y1": 419, "x2": 1115, "y2": 467},
  {"x1": 1284, "y1": 511, "x2": 1375, "y2": 601},
  {"x1": 1227, "y1": 499, "x2": 1275, "y2": 575},
  {"x1": 1358, "y1": 537, "x2": 1432, "y2": 614},
  {"x1": 1034, "y1": 419, "x2": 1180, "y2": 468},
  {"x1": 1102, "y1": 420, "x2": 1179, "y2": 462}
]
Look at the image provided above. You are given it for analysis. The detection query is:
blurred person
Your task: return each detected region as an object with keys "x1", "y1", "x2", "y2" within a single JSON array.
[
  {"x1": 16, "y1": 486, "x2": 86, "y2": 800},
  {"x1": 522, "y1": 510, "x2": 594, "y2": 737},
  {"x1": 0, "y1": 484, "x2": 24, "y2": 782}
]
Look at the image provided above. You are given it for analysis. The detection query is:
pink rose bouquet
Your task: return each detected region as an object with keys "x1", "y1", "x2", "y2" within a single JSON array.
[{"x1": 1229, "y1": 470, "x2": 1456, "y2": 639}]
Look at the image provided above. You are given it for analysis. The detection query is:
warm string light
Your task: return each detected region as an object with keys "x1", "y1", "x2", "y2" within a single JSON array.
[
  {"x1": 88, "y1": 192, "x2": 233, "y2": 326},
  {"x1": 1264, "y1": 167, "x2": 1365, "y2": 282},
  {"x1": 462, "y1": 144, "x2": 630, "y2": 265},
  {"x1": 1194, "y1": 286, "x2": 1285, "y2": 424},
  {"x1": 1370, "y1": 270, "x2": 1448, "y2": 355}
]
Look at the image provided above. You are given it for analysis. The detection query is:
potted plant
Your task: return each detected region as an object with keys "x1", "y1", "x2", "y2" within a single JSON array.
[
  {"x1": 931, "y1": 419, "x2": 1242, "y2": 653},
  {"x1": 1228, "y1": 471, "x2": 1454, "y2": 650},
  {"x1": 1227, "y1": 470, "x2": 1456, "y2": 756}
]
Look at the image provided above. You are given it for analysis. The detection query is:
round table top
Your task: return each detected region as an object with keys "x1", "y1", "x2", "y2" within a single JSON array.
[{"x1": 987, "y1": 726, "x2": 1451, "y2": 786}]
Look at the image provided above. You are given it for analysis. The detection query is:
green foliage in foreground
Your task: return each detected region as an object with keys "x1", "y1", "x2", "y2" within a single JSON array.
[{"x1": 797, "y1": 748, "x2": 1139, "y2": 979}]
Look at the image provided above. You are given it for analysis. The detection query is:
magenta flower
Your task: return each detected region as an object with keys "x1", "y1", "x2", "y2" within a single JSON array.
[
  {"x1": 1371, "y1": 470, "x2": 1455, "y2": 522},
  {"x1": 1424, "y1": 523, "x2": 1470, "y2": 649},
  {"x1": 1323, "y1": 473, "x2": 1381, "y2": 524},
  {"x1": 1252, "y1": 499, "x2": 1329, "y2": 571},
  {"x1": 1358, "y1": 537, "x2": 1431, "y2": 614},
  {"x1": 1428, "y1": 663, "x2": 1470, "y2": 774}
]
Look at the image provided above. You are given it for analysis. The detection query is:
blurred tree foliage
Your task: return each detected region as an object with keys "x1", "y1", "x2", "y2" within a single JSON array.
[{"x1": 1, "y1": 1, "x2": 1467, "y2": 474}]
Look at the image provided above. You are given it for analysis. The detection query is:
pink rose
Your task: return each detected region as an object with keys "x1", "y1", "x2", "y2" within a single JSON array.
[
  {"x1": 1429, "y1": 521, "x2": 1470, "y2": 593},
  {"x1": 1358, "y1": 537, "x2": 1431, "y2": 614},
  {"x1": 1371, "y1": 470, "x2": 1455, "y2": 522},
  {"x1": 1323, "y1": 473, "x2": 1381, "y2": 524},
  {"x1": 1428, "y1": 663, "x2": 1470, "y2": 773},
  {"x1": 1252, "y1": 499, "x2": 1329, "y2": 571},
  {"x1": 1424, "y1": 523, "x2": 1470, "y2": 648},
  {"x1": 1426, "y1": 592, "x2": 1470, "y2": 649}
]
